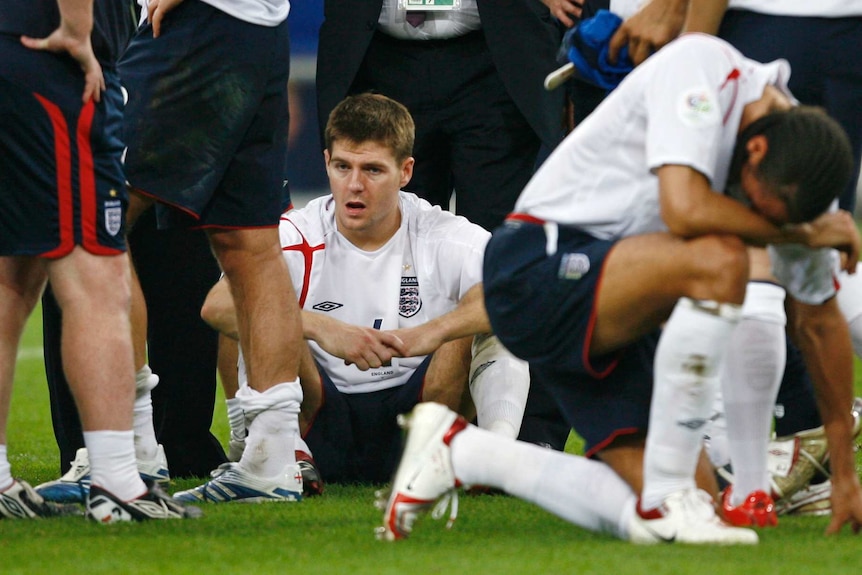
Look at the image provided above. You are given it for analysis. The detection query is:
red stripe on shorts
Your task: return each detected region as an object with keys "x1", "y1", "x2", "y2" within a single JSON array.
[{"x1": 35, "y1": 94, "x2": 74, "y2": 258}]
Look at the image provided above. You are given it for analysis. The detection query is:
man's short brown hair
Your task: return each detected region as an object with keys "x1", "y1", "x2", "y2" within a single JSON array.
[{"x1": 325, "y1": 93, "x2": 415, "y2": 163}]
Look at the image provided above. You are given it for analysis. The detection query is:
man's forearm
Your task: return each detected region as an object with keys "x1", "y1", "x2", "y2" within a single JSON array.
[
  {"x1": 684, "y1": 0, "x2": 728, "y2": 35},
  {"x1": 790, "y1": 298, "x2": 858, "y2": 482}
]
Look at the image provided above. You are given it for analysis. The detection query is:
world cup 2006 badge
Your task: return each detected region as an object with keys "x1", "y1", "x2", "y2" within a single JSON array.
[
  {"x1": 104, "y1": 200, "x2": 123, "y2": 236},
  {"x1": 399, "y1": 277, "x2": 421, "y2": 317}
]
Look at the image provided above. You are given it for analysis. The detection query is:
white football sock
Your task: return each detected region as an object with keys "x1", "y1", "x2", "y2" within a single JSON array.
[
  {"x1": 641, "y1": 298, "x2": 741, "y2": 510},
  {"x1": 0, "y1": 445, "x2": 12, "y2": 491},
  {"x1": 133, "y1": 365, "x2": 160, "y2": 462},
  {"x1": 452, "y1": 425, "x2": 635, "y2": 539},
  {"x1": 85, "y1": 430, "x2": 146, "y2": 501},
  {"x1": 238, "y1": 380, "x2": 302, "y2": 478},
  {"x1": 721, "y1": 282, "x2": 786, "y2": 505},
  {"x1": 837, "y1": 270, "x2": 862, "y2": 357},
  {"x1": 703, "y1": 389, "x2": 730, "y2": 468},
  {"x1": 225, "y1": 397, "x2": 247, "y2": 441},
  {"x1": 469, "y1": 334, "x2": 530, "y2": 438}
]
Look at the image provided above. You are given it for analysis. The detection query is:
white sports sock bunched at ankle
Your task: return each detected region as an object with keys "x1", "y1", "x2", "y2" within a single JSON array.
[
  {"x1": 225, "y1": 397, "x2": 247, "y2": 440},
  {"x1": 238, "y1": 380, "x2": 302, "y2": 478},
  {"x1": 720, "y1": 282, "x2": 786, "y2": 505},
  {"x1": 85, "y1": 430, "x2": 146, "y2": 501},
  {"x1": 451, "y1": 425, "x2": 636, "y2": 539},
  {"x1": 641, "y1": 297, "x2": 741, "y2": 510},
  {"x1": 133, "y1": 365, "x2": 160, "y2": 462}
]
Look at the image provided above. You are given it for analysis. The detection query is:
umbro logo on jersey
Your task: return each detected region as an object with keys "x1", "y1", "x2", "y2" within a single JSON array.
[{"x1": 313, "y1": 301, "x2": 343, "y2": 312}]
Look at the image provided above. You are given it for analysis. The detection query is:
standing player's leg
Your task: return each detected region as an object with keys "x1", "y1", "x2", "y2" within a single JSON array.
[
  {"x1": 582, "y1": 232, "x2": 755, "y2": 543},
  {"x1": 0, "y1": 257, "x2": 81, "y2": 518},
  {"x1": 130, "y1": 209, "x2": 225, "y2": 477},
  {"x1": 46, "y1": 250, "x2": 140, "y2": 498},
  {"x1": 716, "y1": 250, "x2": 785, "y2": 527},
  {"x1": 47, "y1": 248, "x2": 197, "y2": 521},
  {"x1": 174, "y1": 227, "x2": 305, "y2": 503},
  {"x1": 0, "y1": 257, "x2": 47, "y2": 491}
]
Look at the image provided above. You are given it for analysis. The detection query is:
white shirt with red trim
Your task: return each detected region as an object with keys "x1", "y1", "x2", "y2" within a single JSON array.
[
  {"x1": 269, "y1": 191, "x2": 488, "y2": 394},
  {"x1": 515, "y1": 34, "x2": 791, "y2": 239},
  {"x1": 514, "y1": 33, "x2": 836, "y2": 304},
  {"x1": 137, "y1": 0, "x2": 289, "y2": 27}
]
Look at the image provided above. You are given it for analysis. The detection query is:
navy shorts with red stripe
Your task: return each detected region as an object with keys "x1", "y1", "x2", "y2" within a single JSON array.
[
  {"x1": 119, "y1": 0, "x2": 290, "y2": 229},
  {"x1": 483, "y1": 216, "x2": 655, "y2": 455},
  {"x1": 0, "y1": 36, "x2": 126, "y2": 257},
  {"x1": 302, "y1": 356, "x2": 431, "y2": 484}
]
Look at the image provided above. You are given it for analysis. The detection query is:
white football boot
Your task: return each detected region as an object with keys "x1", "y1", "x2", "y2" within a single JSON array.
[
  {"x1": 376, "y1": 402, "x2": 468, "y2": 541},
  {"x1": 629, "y1": 488, "x2": 758, "y2": 545}
]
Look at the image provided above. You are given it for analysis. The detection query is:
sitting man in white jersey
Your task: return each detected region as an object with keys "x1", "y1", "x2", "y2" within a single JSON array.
[
  {"x1": 177, "y1": 93, "x2": 529, "y2": 500},
  {"x1": 377, "y1": 33, "x2": 862, "y2": 545}
]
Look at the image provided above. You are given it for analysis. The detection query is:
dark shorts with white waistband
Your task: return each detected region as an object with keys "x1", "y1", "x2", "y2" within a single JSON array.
[
  {"x1": 483, "y1": 215, "x2": 656, "y2": 456},
  {"x1": 302, "y1": 356, "x2": 432, "y2": 484},
  {"x1": 0, "y1": 37, "x2": 126, "y2": 257},
  {"x1": 119, "y1": 0, "x2": 290, "y2": 229}
]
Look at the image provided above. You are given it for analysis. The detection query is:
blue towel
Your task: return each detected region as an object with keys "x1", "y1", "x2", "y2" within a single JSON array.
[{"x1": 561, "y1": 10, "x2": 634, "y2": 91}]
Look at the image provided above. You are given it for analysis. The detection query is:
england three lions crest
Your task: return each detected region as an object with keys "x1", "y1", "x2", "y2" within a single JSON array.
[
  {"x1": 104, "y1": 200, "x2": 123, "y2": 237},
  {"x1": 399, "y1": 277, "x2": 422, "y2": 318}
]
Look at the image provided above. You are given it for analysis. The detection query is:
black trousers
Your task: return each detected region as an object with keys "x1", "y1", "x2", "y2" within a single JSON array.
[
  {"x1": 352, "y1": 31, "x2": 541, "y2": 233},
  {"x1": 43, "y1": 208, "x2": 227, "y2": 477}
]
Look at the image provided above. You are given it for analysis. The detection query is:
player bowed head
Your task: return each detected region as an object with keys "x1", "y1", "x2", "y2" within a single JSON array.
[{"x1": 725, "y1": 106, "x2": 854, "y2": 226}]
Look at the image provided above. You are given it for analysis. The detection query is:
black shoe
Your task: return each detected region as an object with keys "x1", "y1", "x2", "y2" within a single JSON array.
[{"x1": 0, "y1": 479, "x2": 82, "y2": 519}]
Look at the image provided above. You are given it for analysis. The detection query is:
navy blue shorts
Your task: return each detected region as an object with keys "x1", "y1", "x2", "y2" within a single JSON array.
[
  {"x1": 119, "y1": 0, "x2": 290, "y2": 229},
  {"x1": 0, "y1": 37, "x2": 126, "y2": 257},
  {"x1": 303, "y1": 357, "x2": 431, "y2": 484},
  {"x1": 483, "y1": 216, "x2": 655, "y2": 455}
]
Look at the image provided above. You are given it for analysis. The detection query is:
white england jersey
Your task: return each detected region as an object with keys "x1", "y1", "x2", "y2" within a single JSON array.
[
  {"x1": 277, "y1": 192, "x2": 489, "y2": 394},
  {"x1": 728, "y1": 0, "x2": 862, "y2": 18},
  {"x1": 514, "y1": 34, "x2": 836, "y2": 304},
  {"x1": 137, "y1": 0, "x2": 289, "y2": 27}
]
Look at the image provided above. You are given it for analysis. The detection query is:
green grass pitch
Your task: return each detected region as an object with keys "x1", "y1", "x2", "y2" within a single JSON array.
[{"x1": 3, "y1": 306, "x2": 862, "y2": 574}]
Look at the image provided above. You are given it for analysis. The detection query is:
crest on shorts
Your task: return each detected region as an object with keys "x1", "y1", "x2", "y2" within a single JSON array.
[
  {"x1": 558, "y1": 253, "x2": 590, "y2": 280},
  {"x1": 399, "y1": 277, "x2": 421, "y2": 317},
  {"x1": 104, "y1": 200, "x2": 122, "y2": 236}
]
